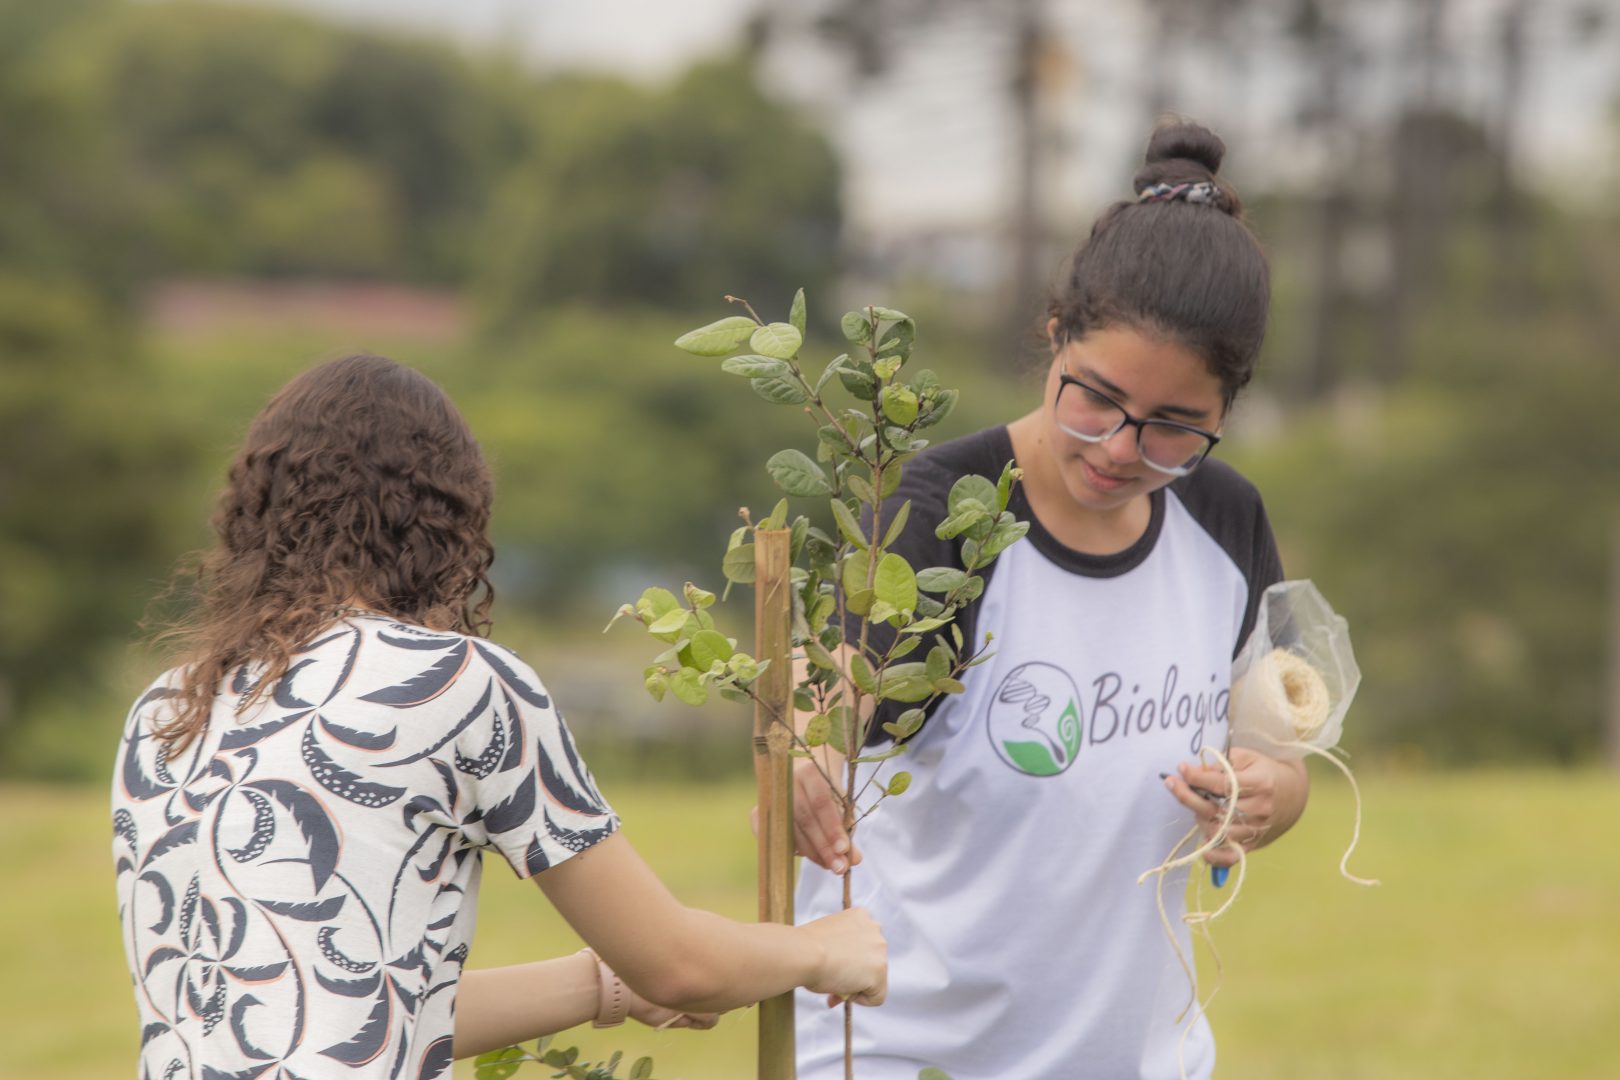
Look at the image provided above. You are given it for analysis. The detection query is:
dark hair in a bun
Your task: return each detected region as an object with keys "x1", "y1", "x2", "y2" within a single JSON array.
[{"x1": 1047, "y1": 117, "x2": 1268, "y2": 404}]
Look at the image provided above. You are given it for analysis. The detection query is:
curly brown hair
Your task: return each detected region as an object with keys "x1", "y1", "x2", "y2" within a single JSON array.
[{"x1": 152, "y1": 354, "x2": 495, "y2": 755}]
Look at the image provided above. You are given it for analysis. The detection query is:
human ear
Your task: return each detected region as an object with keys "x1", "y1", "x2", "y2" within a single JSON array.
[{"x1": 1045, "y1": 317, "x2": 1062, "y2": 353}]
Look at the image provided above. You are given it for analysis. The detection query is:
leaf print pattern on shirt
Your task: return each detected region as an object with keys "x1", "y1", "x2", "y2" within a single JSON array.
[{"x1": 113, "y1": 615, "x2": 617, "y2": 1079}]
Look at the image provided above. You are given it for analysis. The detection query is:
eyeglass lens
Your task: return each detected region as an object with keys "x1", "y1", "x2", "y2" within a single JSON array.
[{"x1": 1056, "y1": 382, "x2": 1211, "y2": 473}]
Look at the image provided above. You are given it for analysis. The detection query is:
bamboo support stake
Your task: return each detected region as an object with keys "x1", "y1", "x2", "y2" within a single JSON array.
[{"x1": 753, "y1": 528, "x2": 796, "y2": 1079}]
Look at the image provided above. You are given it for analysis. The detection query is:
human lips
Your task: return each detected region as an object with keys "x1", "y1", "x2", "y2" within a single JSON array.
[{"x1": 1079, "y1": 457, "x2": 1136, "y2": 492}]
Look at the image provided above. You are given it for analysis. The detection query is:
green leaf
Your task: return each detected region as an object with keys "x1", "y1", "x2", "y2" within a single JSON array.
[
  {"x1": 856, "y1": 743, "x2": 909, "y2": 762},
  {"x1": 873, "y1": 553, "x2": 917, "y2": 613},
  {"x1": 722, "y1": 543, "x2": 756, "y2": 584},
  {"x1": 767, "y1": 449, "x2": 833, "y2": 497},
  {"x1": 683, "y1": 582, "x2": 716, "y2": 609},
  {"x1": 915, "y1": 595, "x2": 947, "y2": 618},
  {"x1": 887, "y1": 771, "x2": 912, "y2": 796},
  {"x1": 689, "y1": 630, "x2": 734, "y2": 670},
  {"x1": 846, "y1": 473, "x2": 876, "y2": 507},
  {"x1": 894, "y1": 708, "x2": 926, "y2": 738},
  {"x1": 474, "y1": 1046, "x2": 527, "y2": 1080},
  {"x1": 837, "y1": 360, "x2": 878, "y2": 400},
  {"x1": 877, "y1": 320, "x2": 915, "y2": 359},
  {"x1": 877, "y1": 664, "x2": 935, "y2": 703},
  {"x1": 872, "y1": 355, "x2": 903, "y2": 381},
  {"x1": 804, "y1": 714, "x2": 830, "y2": 747},
  {"x1": 721, "y1": 354, "x2": 790, "y2": 378},
  {"x1": 980, "y1": 518, "x2": 1031, "y2": 559},
  {"x1": 805, "y1": 591, "x2": 833, "y2": 632},
  {"x1": 900, "y1": 616, "x2": 949, "y2": 634},
  {"x1": 890, "y1": 635, "x2": 921, "y2": 658},
  {"x1": 849, "y1": 653, "x2": 878, "y2": 696},
  {"x1": 630, "y1": 1057, "x2": 654, "y2": 1080},
  {"x1": 919, "y1": 1069, "x2": 954, "y2": 1080},
  {"x1": 760, "y1": 497, "x2": 790, "y2": 531},
  {"x1": 751, "y1": 374, "x2": 808, "y2": 405},
  {"x1": 646, "y1": 608, "x2": 689, "y2": 636},
  {"x1": 804, "y1": 640, "x2": 837, "y2": 671},
  {"x1": 909, "y1": 368, "x2": 941, "y2": 394},
  {"x1": 816, "y1": 355, "x2": 849, "y2": 395},
  {"x1": 842, "y1": 550, "x2": 868, "y2": 599},
  {"x1": 789, "y1": 288, "x2": 807, "y2": 335},
  {"x1": 603, "y1": 603, "x2": 636, "y2": 634},
  {"x1": 869, "y1": 305, "x2": 912, "y2": 324},
  {"x1": 916, "y1": 388, "x2": 959, "y2": 429},
  {"x1": 935, "y1": 506, "x2": 987, "y2": 540},
  {"x1": 830, "y1": 498, "x2": 868, "y2": 549},
  {"x1": 882, "y1": 499, "x2": 912, "y2": 549},
  {"x1": 925, "y1": 644, "x2": 951, "y2": 682},
  {"x1": 996, "y1": 460, "x2": 1022, "y2": 511},
  {"x1": 825, "y1": 705, "x2": 852, "y2": 754},
  {"x1": 934, "y1": 676, "x2": 967, "y2": 695},
  {"x1": 643, "y1": 671, "x2": 668, "y2": 702},
  {"x1": 636, "y1": 587, "x2": 681, "y2": 621},
  {"x1": 670, "y1": 668, "x2": 708, "y2": 706},
  {"x1": 948, "y1": 474, "x2": 999, "y2": 517},
  {"x1": 959, "y1": 575, "x2": 985, "y2": 602},
  {"x1": 879, "y1": 463, "x2": 904, "y2": 499},
  {"x1": 840, "y1": 311, "x2": 872, "y2": 344},
  {"x1": 880, "y1": 385, "x2": 919, "y2": 426},
  {"x1": 751, "y1": 321, "x2": 803, "y2": 360},
  {"x1": 867, "y1": 599, "x2": 901, "y2": 625},
  {"x1": 916, "y1": 567, "x2": 967, "y2": 593},
  {"x1": 674, "y1": 315, "x2": 757, "y2": 356}
]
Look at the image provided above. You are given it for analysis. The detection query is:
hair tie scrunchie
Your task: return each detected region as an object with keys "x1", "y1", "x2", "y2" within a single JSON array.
[{"x1": 1138, "y1": 181, "x2": 1222, "y2": 205}]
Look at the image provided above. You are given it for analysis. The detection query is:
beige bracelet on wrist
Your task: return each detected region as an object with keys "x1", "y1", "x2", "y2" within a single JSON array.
[{"x1": 577, "y1": 947, "x2": 628, "y2": 1028}]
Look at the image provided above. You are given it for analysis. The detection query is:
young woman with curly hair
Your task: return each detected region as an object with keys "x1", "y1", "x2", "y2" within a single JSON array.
[{"x1": 112, "y1": 354, "x2": 886, "y2": 1079}]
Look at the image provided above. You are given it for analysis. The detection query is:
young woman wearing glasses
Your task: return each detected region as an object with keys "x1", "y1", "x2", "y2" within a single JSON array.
[
  {"x1": 112, "y1": 354, "x2": 887, "y2": 1079},
  {"x1": 790, "y1": 120, "x2": 1307, "y2": 1080}
]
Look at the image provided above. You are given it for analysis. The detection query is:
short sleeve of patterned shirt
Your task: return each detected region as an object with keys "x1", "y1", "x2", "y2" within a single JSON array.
[{"x1": 111, "y1": 614, "x2": 619, "y2": 1080}]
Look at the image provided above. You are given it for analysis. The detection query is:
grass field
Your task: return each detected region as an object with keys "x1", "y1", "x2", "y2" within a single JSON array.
[{"x1": 8, "y1": 769, "x2": 1618, "y2": 1079}]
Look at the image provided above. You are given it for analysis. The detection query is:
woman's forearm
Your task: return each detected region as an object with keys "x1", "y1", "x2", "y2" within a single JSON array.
[
  {"x1": 452, "y1": 954, "x2": 598, "y2": 1059},
  {"x1": 646, "y1": 906, "x2": 825, "y2": 1013},
  {"x1": 535, "y1": 833, "x2": 834, "y2": 1014}
]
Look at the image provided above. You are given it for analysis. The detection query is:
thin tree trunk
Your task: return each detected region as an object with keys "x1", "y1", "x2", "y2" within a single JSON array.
[{"x1": 753, "y1": 529, "x2": 796, "y2": 1080}]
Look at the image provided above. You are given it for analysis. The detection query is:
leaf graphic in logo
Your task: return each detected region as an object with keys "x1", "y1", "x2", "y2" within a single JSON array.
[
  {"x1": 1001, "y1": 739, "x2": 1063, "y2": 777},
  {"x1": 1058, "y1": 698, "x2": 1083, "y2": 760}
]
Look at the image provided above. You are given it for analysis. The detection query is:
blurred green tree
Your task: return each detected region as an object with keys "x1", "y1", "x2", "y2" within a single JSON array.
[{"x1": 476, "y1": 57, "x2": 842, "y2": 329}]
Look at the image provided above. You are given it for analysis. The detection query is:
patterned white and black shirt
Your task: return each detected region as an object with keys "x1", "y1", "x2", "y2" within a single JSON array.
[{"x1": 112, "y1": 614, "x2": 617, "y2": 1080}]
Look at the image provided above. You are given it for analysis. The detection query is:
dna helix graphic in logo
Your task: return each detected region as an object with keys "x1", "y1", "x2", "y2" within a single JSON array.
[{"x1": 986, "y1": 661, "x2": 1084, "y2": 777}]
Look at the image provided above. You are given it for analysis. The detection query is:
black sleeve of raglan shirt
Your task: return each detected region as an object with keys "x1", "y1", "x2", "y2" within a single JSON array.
[
  {"x1": 1168, "y1": 457, "x2": 1286, "y2": 655},
  {"x1": 844, "y1": 426, "x2": 1017, "y2": 747}
]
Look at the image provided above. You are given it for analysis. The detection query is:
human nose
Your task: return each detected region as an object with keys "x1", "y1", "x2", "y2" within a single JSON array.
[{"x1": 1100, "y1": 420, "x2": 1142, "y2": 466}]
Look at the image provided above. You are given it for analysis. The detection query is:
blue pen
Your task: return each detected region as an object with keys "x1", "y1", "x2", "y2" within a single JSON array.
[{"x1": 1160, "y1": 772, "x2": 1232, "y2": 888}]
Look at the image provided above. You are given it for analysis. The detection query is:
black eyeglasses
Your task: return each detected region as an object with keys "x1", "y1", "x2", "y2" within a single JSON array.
[{"x1": 1054, "y1": 372, "x2": 1221, "y2": 477}]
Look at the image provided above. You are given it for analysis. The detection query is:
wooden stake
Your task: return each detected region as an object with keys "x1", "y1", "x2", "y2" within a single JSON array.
[{"x1": 753, "y1": 528, "x2": 796, "y2": 1079}]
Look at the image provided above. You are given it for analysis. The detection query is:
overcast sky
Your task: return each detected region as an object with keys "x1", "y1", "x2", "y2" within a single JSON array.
[{"x1": 253, "y1": 0, "x2": 1617, "y2": 241}]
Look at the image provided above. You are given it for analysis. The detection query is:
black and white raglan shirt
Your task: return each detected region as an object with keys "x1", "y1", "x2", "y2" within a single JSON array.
[
  {"x1": 113, "y1": 614, "x2": 617, "y2": 1080},
  {"x1": 794, "y1": 426, "x2": 1282, "y2": 1080}
]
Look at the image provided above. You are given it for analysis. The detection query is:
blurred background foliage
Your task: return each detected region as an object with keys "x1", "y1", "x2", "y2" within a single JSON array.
[{"x1": 1, "y1": 0, "x2": 1618, "y2": 787}]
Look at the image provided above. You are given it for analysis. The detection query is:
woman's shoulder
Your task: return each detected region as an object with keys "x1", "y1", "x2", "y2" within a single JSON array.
[
  {"x1": 902, "y1": 425, "x2": 1015, "y2": 497},
  {"x1": 1169, "y1": 457, "x2": 1266, "y2": 515},
  {"x1": 343, "y1": 614, "x2": 552, "y2": 705}
]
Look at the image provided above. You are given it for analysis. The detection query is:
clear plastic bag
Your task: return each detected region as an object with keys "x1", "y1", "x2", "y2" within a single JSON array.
[{"x1": 1227, "y1": 579, "x2": 1360, "y2": 760}]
